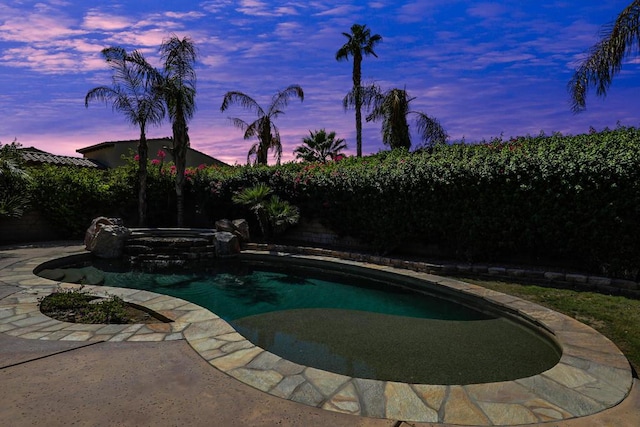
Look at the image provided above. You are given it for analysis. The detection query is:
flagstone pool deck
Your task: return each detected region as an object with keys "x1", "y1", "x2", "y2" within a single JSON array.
[{"x1": 1, "y1": 242, "x2": 638, "y2": 426}]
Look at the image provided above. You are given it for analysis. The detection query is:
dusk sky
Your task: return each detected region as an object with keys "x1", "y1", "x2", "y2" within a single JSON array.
[{"x1": 1, "y1": 1, "x2": 639, "y2": 165}]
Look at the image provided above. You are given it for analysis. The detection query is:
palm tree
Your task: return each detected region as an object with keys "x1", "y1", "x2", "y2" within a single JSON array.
[
  {"x1": 569, "y1": 1, "x2": 640, "y2": 112},
  {"x1": 336, "y1": 24, "x2": 382, "y2": 157},
  {"x1": 293, "y1": 129, "x2": 347, "y2": 163},
  {"x1": 220, "y1": 85, "x2": 304, "y2": 165},
  {"x1": 85, "y1": 47, "x2": 165, "y2": 226},
  {"x1": 367, "y1": 88, "x2": 447, "y2": 150},
  {"x1": 158, "y1": 35, "x2": 197, "y2": 227}
]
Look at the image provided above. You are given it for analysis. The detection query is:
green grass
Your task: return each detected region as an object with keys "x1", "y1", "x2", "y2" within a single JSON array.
[{"x1": 453, "y1": 277, "x2": 640, "y2": 376}]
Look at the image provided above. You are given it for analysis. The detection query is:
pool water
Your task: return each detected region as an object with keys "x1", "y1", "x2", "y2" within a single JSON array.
[{"x1": 50, "y1": 257, "x2": 562, "y2": 384}]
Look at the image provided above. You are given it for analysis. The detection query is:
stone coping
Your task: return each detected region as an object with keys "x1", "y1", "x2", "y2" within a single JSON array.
[
  {"x1": 246, "y1": 243, "x2": 640, "y2": 299},
  {"x1": 0, "y1": 244, "x2": 634, "y2": 425}
]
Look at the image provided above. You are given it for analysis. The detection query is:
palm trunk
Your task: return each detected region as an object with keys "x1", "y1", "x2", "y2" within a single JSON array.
[
  {"x1": 173, "y1": 116, "x2": 189, "y2": 227},
  {"x1": 257, "y1": 121, "x2": 270, "y2": 165},
  {"x1": 137, "y1": 128, "x2": 148, "y2": 226},
  {"x1": 353, "y1": 55, "x2": 363, "y2": 157}
]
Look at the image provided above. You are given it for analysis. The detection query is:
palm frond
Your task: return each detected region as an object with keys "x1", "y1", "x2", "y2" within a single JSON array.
[
  {"x1": 569, "y1": 0, "x2": 640, "y2": 112},
  {"x1": 268, "y1": 85, "x2": 304, "y2": 116},
  {"x1": 220, "y1": 91, "x2": 264, "y2": 116},
  {"x1": 413, "y1": 111, "x2": 448, "y2": 148}
]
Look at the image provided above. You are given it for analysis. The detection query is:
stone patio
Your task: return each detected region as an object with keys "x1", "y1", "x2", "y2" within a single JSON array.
[{"x1": 0, "y1": 243, "x2": 635, "y2": 425}]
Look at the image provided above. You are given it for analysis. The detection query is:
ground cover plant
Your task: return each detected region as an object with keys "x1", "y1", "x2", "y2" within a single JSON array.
[
  {"x1": 38, "y1": 286, "x2": 164, "y2": 324},
  {"x1": 39, "y1": 287, "x2": 129, "y2": 324},
  {"x1": 456, "y1": 276, "x2": 640, "y2": 376}
]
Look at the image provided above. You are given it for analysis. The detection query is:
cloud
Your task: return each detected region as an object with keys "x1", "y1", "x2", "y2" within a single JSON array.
[
  {"x1": 236, "y1": 0, "x2": 300, "y2": 17},
  {"x1": 82, "y1": 10, "x2": 133, "y2": 31},
  {"x1": 0, "y1": 5, "x2": 85, "y2": 43}
]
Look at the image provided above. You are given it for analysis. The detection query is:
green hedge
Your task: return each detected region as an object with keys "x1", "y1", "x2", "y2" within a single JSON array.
[
  {"x1": 25, "y1": 127, "x2": 640, "y2": 278},
  {"x1": 191, "y1": 127, "x2": 640, "y2": 277}
]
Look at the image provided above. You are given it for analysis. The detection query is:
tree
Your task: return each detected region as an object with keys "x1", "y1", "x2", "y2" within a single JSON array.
[
  {"x1": 221, "y1": 85, "x2": 304, "y2": 165},
  {"x1": 85, "y1": 47, "x2": 165, "y2": 226},
  {"x1": 158, "y1": 35, "x2": 197, "y2": 227},
  {"x1": 569, "y1": 1, "x2": 640, "y2": 112},
  {"x1": 0, "y1": 139, "x2": 30, "y2": 219},
  {"x1": 367, "y1": 87, "x2": 447, "y2": 150},
  {"x1": 336, "y1": 24, "x2": 382, "y2": 157},
  {"x1": 293, "y1": 129, "x2": 347, "y2": 163}
]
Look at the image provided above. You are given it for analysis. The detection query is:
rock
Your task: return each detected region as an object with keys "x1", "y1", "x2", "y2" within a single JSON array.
[
  {"x1": 215, "y1": 219, "x2": 235, "y2": 232},
  {"x1": 85, "y1": 217, "x2": 113, "y2": 249},
  {"x1": 232, "y1": 219, "x2": 250, "y2": 243},
  {"x1": 213, "y1": 231, "x2": 240, "y2": 257},
  {"x1": 88, "y1": 224, "x2": 131, "y2": 259},
  {"x1": 84, "y1": 217, "x2": 124, "y2": 250}
]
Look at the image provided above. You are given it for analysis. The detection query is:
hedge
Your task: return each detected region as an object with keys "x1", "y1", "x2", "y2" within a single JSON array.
[{"x1": 23, "y1": 127, "x2": 640, "y2": 278}]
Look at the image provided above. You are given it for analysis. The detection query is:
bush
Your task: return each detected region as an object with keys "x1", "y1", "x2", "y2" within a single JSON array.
[{"x1": 22, "y1": 127, "x2": 640, "y2": 278}]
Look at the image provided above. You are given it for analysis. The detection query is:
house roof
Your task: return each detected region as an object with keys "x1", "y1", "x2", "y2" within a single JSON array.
[
  {"x1": 76, "y1": 137, "x2": 227, "y2": 167},
  {"x1": 20, "y1": 148, "x2": 104, "y2": 168}
]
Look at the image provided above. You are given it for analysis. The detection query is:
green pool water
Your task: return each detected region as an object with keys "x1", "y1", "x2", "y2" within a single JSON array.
[{"x1": 45, "y1": 256, "x2": 562, "y2": 384}]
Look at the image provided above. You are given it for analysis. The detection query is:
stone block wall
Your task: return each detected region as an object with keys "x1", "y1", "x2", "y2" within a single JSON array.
[{"x1": 283, "y1": 218, "x2": 367, "y2": 250}]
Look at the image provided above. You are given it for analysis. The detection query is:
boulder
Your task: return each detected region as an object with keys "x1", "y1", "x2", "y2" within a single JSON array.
[
  {"x1": 84, "y1": 217, "x2": 124, "y2": 250},
  {"x1": 213, "y1": 231, "x2": 240, "y2": 258},
  {"x1": 232, "y1": 219, "x2": 250, "y2": 243},
  {"x1": 88, "y1": 224, "x2": 131, "y2": 259},
  {"x1": 215, "y1": 219, "x2": 235, "y2": 232}
]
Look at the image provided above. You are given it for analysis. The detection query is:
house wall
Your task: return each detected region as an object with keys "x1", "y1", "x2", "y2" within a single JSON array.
[{"x1": 81, "y1": 139, "x2": 224, "y2": 169}]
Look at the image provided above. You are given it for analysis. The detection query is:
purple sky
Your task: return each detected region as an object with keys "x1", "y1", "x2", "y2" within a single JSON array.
[{"x1": 1, "y1": 1, "x2": 638, "y2": 165}]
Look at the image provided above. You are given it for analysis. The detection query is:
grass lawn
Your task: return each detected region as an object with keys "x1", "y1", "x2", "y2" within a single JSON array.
[{"x1": 453, "y1": 277, "x2": 640, "y2": 376}]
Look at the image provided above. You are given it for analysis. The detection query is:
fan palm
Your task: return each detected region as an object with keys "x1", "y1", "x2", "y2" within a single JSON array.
[
  {"x1": 367, "y1": 88, "x2": 447, "y2": 150},
  {"x1": 85, "y1": 47, "x2": 165, "y2": 226},
  {"x1": 336, "y1": 24, "x2": 382, "y2": 157},
  {"x1": 220, "y1": 85, "x2": 304, "y2": 165},
  {"x1": 569, "y1": 1, "x2": 640, "y2": 112},
  {"x1": 293, "y1": 129, "x2": 347, "y2": 163}
]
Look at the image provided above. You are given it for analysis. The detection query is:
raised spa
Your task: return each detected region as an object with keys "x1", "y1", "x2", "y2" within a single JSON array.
[{"x1": 38, "y1": 254, "x2": 561, "y2": 385}]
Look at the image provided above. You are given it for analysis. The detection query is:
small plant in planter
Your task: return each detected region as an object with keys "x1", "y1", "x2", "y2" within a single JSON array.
[{"x1": 39, "y1": 286, "x2": 129, "y2": 324}]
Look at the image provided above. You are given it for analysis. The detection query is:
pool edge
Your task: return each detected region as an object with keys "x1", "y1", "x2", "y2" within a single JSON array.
[{"x1": 0, "y1": 245, "x2": 633, "y2": 425}]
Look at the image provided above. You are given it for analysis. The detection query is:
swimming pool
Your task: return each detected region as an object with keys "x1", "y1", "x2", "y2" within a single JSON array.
[{"x1": 38, "y1": 254, "x2": 561, "y2": 385}]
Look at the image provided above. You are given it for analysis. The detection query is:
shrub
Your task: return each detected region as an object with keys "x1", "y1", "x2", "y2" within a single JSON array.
[{"x1": 21, "y1": 126, "x2": 640, "y2": 278}]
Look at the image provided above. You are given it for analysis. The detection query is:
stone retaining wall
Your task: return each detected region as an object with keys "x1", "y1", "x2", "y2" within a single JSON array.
[
  {"x1": 124, "y1": 228, "x2": 218, "y2": 268},
  {"x1": 247, "y1": 243, "x2": 640, "y2": 299}
]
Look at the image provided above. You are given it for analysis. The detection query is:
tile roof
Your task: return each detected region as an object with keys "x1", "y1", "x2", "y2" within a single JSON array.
[{"x1": 20, "y1": 148, "x2": 103, "y2": 168}]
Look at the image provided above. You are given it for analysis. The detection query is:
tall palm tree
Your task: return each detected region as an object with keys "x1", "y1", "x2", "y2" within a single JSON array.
[
  {"x1": 293, "y1": 129, "x2": 347, "y2": 163},
  {"x1": 158, "y1": 35, "x2": 197, "y2": 227},
  {"x1": 336, "y1": 24, "x2": 382, "y2": 157},
  {"x1": 220, "y1": 85, "x2": 304, "y2": 165},
  {"x1": 85, "y1": 47, "x2": 165, "y2": 226},
  {"x1": 569, "y1": 1, "x2": 640, "y2": 112},
  {"x1": 367, "y1": 88, "x2": 447, "y2": 150}
]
